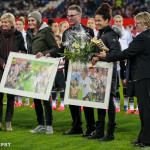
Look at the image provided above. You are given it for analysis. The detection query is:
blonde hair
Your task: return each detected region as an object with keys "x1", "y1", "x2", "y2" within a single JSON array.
[
  {"x1": 58, "y1": 21, "x2": 69, "y2": 34},
  {"x1": 1, "y1": 13, "x2": 15, "y2": 26},
  {"x1": 134, "y1": 11, "x2": 150, "y2": 29},
  {"x1": 17, "y1": 16, "x2": 25, "y2": 25},
  {"x1": 114, "y1": 15, "x2": 123, "y2": 21}
]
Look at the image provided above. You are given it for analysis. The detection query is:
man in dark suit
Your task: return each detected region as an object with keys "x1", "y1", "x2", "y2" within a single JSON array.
[
  {"x1": 61, "y1": 5, "x2": 95, "y2": 137},
  {"x1": 98, "y1": 11, "x2": 150, "y2": 147}
]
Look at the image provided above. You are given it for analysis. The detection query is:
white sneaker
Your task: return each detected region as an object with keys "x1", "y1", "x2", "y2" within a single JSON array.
[
  {"x1": 29, "y1": 125, "x2": 46, "y2": 133},
  {"x1": 46, "y1": 126, "x2": 53, "y2": 134}
]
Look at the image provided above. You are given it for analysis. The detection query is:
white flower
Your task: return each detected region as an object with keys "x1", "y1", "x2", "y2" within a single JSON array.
[
  {"x1": 71, "y1": 49, "x2": 74, "y2": 53},
  {"x1": 80, "y1": 45, "x2": 85, "y2": 49},
  {"x1": 77, "y1": 49, "x2": 80, "y2": 53},
  {"x1": 80, "y1": 30, "x2": 86, "y2": 37},
  {"x1": 76, "y1": 34, "x2": 80, "y2": 38},
  {"x1": 80, "y1": 42, "x2": 86, "y2": 49},
  {"x1": 63, "y1": 41, "x2": 69, "y2": 47}
]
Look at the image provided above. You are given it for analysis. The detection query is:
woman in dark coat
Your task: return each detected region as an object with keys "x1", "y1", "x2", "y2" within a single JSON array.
[
  {"x1": 87, "y1": 3, "x2": 121, "y2": 141},
  {"x1": 99, "y1": 11, "x2": 150, "y2": 147},
  {"x1": 26, "y1": 11, "x2": 58, "y2": 134},
  {"x1": 0, "y1": 13, "x2": 26, "y2": 131}
]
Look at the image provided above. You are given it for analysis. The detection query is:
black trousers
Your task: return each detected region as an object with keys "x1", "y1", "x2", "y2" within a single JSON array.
[
  {"x1": 34, "y1": 98, "x2": 53, "y2": 126},
  {"x1": 96, "y1": 94, "x2": 116, "y2": 135},
  {"x1": 0, "y1": 93, "x2": 15, "y2": 122},
  {"x1": 135, "y1": 79, "x2": 150, "y2": 144},
  {"x1": 69, "y1": 105, "x2": 95, "y2": 132}
]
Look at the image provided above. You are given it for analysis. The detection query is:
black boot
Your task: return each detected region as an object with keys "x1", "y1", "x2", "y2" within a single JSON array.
[
  {"x1": 86, "y1": 131, "x2": 104, "y2": 139},
  {"x1": 63, "y1": 128, "x2": 83, "y2": 135},
  {"x1": 98, "y1": 122, "x2": 115, "y2": 142},
  {"x1": 98, "y1": 134, "x2": 114, "y2": 141},
  {"x1": 83, "y1": 124, "x2": 96, "y2": 137},
  {"x1": 82, "y1": 130, "x2": 95, "y2": 137},
  {"x1": 86, "y1": 121, "x2": 104, "y2": 139}
]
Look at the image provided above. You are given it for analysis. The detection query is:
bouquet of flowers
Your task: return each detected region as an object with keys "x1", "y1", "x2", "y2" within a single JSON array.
[{"x1": 62, "y1": 25, "x2": 94, "y2": 64}]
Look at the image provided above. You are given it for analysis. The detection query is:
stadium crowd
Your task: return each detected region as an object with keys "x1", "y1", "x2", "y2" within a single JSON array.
[{"x1": 0, "y1": 0, "x2": 149, "y2": 18}]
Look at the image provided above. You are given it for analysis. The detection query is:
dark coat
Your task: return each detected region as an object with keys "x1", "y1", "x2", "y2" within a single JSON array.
[
  {"x1": 0, "y1": 29, "x2": 26, "y2": 81},
  {"x1": 96, "y1": 25, "x2": 121, "y2": 95},
  {"x1": 106, "y1": 29, "x2": 150, "y2": 81},
  {"x1": 26, "y1": 22, "x2": 58, "y2": 57}
]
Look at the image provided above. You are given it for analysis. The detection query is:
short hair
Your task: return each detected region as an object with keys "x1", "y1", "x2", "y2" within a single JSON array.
[
  {"x1": 67, "y1": 5, "x2": 82, "y2": 15},
  {"x1": 114, "y1": 15, "x2": 123, "y2": 21},
  {"x1": 96, "y1": 3, "x2": 112, "y2": 22},
  {"x1": 1, "y1": 13, "x2": 15, "y2": 26},
  {"x1": 48, "y1": 19, "x2": 57, "y2": 27},
  {"x1": 134, "y1": 11, "x2": 150, "y2": 30}
]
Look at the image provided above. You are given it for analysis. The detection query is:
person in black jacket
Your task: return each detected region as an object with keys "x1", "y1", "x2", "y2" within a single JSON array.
[
  {"x1": 99, "y1": 11, "x2": 150, "y2": 147},
  {"x1": 61, "y1": 5, "x2": 96, "y2": 137},
  {"x1": 87, "y1": 3, "x2": 121, "y2": 141},
  {"x1": 0, "y1": 13, "x2": 26, "y2": 131}
]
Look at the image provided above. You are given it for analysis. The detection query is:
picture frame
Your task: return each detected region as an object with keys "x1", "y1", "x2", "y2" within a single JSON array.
[
  {"x1": 0, "y1": 52, "x2": 59, "y2": 101},
  {"x1": 64, "y1": 61, "x2": 113, "y2": 109}
]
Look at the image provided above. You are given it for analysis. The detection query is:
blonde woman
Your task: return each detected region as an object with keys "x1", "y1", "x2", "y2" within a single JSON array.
[
  {"x1": 16, "y1": 16, "x2": 30, "y2": 107},
  {"x1": 58, "y1": 21, "x2": 69, "y2": 39},
  {"x1": 0, "y1": 13, "x2": 26, "y2": 131},
  {"x1": 16, "y1": 16, "x2": 27, "y2": 49}
]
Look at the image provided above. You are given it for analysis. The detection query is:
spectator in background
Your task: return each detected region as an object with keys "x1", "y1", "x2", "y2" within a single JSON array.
[
  {"x1": 126, "y1": 24, "x2": 136, "y2": 37},
  {"x1": 52, "y1": 35, "x2": 66, "y2": 111},
  {"x1": 126, "y1": 23, "x2": 139, "y2": 115},
  {"x1": 15, "y1": 16, "x2": 30, "y2": 107},
  {"x1": 16, "y1": 17, "x2": 27, "y2": 49},
  {"x1": 58, "y1": 21, "x2": 69, "y2": 40},
  {"x1": 48, "y1": 18, "x2": 59, "y2": 35},
  {"x1": 0, "y1": 13, "x2": 26, "y2": 131},
  {"x1": 1, "y1": 0, "x2": 149, "y2": 19},
  {"x1": 52, "y1": 21, "x2": 69, "y2": 106},
  {"x1": 87, "y1": 18, "x2": 98, "y2": 38},
  {"x1": 113, "y1": 15, "x2": 133, "y2": 113},
  {"x1": 116, "y1": 0, "x2": 122, "y2": 7},
  {"x1": 87, "y1": 0, "x2": 97, "y2": 17}
]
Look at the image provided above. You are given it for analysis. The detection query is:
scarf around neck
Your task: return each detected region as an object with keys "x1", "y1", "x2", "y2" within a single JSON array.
[{"x1": 0, "y1": 26, "x2": 15, "y2": 60}]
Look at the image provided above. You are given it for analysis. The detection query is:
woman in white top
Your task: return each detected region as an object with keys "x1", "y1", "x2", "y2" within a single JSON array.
[
  {"x1": 16, "y1": 17, "x2": 27, "y2": 49},
  {"x1": 58, "y1": 21, "x2": 69, "y2": 40},
  {"x1": 87, "y1": 18, "x2": 98, "y2": 38}
]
